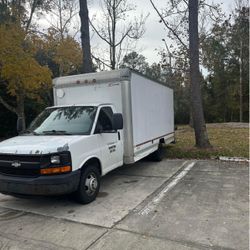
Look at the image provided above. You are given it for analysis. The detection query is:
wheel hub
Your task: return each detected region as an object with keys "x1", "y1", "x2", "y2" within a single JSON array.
[
  {"x1": 90, "y1": 178, "x2": 97, "y2": 191},
  {"x1": 85, "y1": 173, "x2": 98, "y2": 196}
]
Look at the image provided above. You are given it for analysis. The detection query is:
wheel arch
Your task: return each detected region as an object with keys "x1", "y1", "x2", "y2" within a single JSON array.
[{"x1": 80, "y1": 157, "x2": 102, "y2": 176}]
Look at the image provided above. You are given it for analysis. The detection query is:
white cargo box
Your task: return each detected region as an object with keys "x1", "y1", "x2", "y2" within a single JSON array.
[{"x1": 53, "y1": 69, "x2": 174, "y2": 164}]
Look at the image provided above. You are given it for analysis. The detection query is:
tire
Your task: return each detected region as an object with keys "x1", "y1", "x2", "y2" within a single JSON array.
[
  {"x1": 74, "y1": 165, "x2": 100, "y2": 204},
  {"x1": 151, "y1": 143, "x2": 164, "y2": 162}
]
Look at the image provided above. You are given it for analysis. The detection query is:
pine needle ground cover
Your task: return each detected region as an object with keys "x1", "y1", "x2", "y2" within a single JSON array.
[{"x1": 166, "y1": 123, "x2": 249, "y2": 159}]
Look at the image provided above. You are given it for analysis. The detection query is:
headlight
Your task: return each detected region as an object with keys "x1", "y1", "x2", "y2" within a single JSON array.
[
  {"x1": 40, "y1": 152, "x2": 72, "y2": 175},
  {"x1": 51, "y1": 155, "x2": 60, "y2": 164}
]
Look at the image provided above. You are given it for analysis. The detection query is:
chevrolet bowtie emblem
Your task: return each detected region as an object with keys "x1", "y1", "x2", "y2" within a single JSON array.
[{"x1": 11, "y1": 161, "x2": 21, "y2": 168}]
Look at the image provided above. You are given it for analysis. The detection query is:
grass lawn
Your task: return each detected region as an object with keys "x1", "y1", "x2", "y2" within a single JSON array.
[{"x1": 166, "y1": 123, "x2": 249, "y2": 159}]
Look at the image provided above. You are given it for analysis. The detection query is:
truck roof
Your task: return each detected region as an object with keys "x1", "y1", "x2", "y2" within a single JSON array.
[
  {"x1": 53, "y1": 68, "x2": 131, "y2": 87},
  {"x1": 53, "y1": 68, "x2": 173, "y2": 89},
  {"x1": 46, "y1": 103, "x2": 113, "y2": 109}
]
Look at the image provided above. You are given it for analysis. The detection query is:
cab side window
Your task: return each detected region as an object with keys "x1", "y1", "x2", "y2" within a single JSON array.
[{"x1": 95, "y1": 107, "x2": 114, "y2": 132}]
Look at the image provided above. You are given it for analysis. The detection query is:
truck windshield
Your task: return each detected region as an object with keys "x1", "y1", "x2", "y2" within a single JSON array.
[{"x1": 27, "y1": 106, "x2": 97, "y2": 135}]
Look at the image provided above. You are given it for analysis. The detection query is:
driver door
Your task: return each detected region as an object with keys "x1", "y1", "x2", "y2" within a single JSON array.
[{"x1": 94, "y1": 106, "x2": 123, "y2": 174}]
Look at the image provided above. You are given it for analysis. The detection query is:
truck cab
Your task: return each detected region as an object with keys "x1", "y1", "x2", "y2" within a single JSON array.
[{"x1": 0, "y1": 104, "x2": 123, "y2": 204}]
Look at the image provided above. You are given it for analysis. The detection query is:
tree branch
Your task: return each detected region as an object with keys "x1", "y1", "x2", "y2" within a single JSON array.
[
  {"x1": 25, "y1": 0, "x2": 38, "y2": 33},
  {"x1": 182, "y1": 0, "x2": 188, "y2": 6},
  {"x1": 92, "y1": 54, "x2": 112, "y2": 69},
  {"x1": 89, "y1": 19, "x2": 111, "y2": 45},
  {"x1": 200, "y1": 2, "x2": 218, "y2": 10},
  {"x1": 61, "y1": 12, "x2": 78, "y2": 34},
  {"x1": 115, "y1": 26, "x2": 132, "y2": 47},
  {"x1": 150, "y1": 0, "x2": 188, "y2": 50},
  {"x1": 0, "y1": 95, "x2": 17, "y2": 114}
]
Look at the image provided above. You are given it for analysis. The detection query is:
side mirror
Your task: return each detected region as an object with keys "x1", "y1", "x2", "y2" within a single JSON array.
[
  {"x1": 17, "y1": 117, "x2": 24, "y2": 133},
  {"x1": 112, "y1": 113, "x2": 123, "y2": 131}
]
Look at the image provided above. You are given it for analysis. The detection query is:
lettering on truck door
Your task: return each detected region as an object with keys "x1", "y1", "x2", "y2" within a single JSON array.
[{"x1": 94, "y1": 106, "x2": 123, "y2": 173}]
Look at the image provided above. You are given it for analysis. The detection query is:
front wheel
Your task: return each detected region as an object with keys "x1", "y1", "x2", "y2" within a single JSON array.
[{"x1": 74, "y1": 165, "x2": 100, "y2": 204}]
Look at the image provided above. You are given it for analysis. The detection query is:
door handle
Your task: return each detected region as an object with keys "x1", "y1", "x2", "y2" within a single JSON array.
[{"x1": 117, "y1": 131, "x2": 120, "y2": 141}]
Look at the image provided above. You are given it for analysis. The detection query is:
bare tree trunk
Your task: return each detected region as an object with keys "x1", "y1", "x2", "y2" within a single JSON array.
[
  {"x1": 79, "y1": 0, "x2": 93, "y2": 73},
  {"x1": 111, "y1": 1, "x2": 116, "y2": 70},
  {"x1": 90, "y1": 0, "x2": 146, "y2": 70},
  {"x1": 187, "y1": 78, "x2": 194, "y2": 128},
  {"x1": 25, "y1": 0, "x2": 38, "y2": 33},
  {"x1": 189, "y1": 109, "x2": 194, "y2": 128},
  {"x1": 188, "y1": 0, "x2": 211, "y2": 148},
  {"x1": 58, "y1": 0, "x2": 64, "y2": 40},
  {"x1": 239, "y1": 40, "x2": 243, "y2": 122},
  {"x1": 17, "y1": 94, "x2": 26, "y2": 130},
  {"x1": 0, "y1": 95, "x2": 17, "y2": 115},
  {"x1": 0, "y1": 93, "x2": 25, "y2": 131}
]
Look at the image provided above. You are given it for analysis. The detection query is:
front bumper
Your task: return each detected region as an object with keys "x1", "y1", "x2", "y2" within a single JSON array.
[{"x1": 0, "y1": 170, "x2": 81, "y2": 196}]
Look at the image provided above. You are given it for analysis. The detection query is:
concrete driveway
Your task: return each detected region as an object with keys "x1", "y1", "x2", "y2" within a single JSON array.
[{"x1": 0, "y1": 159, "x2": 248, "y2": 250}]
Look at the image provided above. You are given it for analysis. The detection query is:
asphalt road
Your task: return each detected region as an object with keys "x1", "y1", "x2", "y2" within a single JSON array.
[{"x1": 0, "y1": 159, "x2": 248, "y2": 250}]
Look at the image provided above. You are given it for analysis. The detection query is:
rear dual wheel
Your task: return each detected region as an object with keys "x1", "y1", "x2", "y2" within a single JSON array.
[{"x1": 151, "y1": 143, "x2": 164, "y2": 162}]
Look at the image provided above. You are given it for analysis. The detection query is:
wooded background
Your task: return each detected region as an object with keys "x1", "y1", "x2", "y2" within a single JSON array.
[{"x1": 0, "y1": 0, "x2": 249, "y2": 142}]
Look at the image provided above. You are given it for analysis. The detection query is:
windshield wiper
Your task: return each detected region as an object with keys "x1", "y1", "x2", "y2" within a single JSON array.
[
  {"x1": 42, "y1": 130, "x2": 72, "y2": 135},
  {"x1": 21, "y1": 129, "x2": 39, "y2": 135}
]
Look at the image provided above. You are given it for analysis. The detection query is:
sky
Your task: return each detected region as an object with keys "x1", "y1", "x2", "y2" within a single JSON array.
[{"x1": 87, "y1": 0, "x2": 236, "y2": 65}]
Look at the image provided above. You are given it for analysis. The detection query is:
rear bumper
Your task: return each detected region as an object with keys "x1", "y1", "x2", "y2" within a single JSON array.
[{"x1": 0, "y1": 170, "x2": 81, "y2": 196}]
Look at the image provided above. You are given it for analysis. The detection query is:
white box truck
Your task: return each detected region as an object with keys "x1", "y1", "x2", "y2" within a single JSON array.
[{"x1": 0, "y1": 69, "x2": 174, "y2": 203}]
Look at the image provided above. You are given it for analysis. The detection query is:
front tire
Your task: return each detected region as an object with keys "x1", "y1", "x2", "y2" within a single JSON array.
[{"x1": 74, "y1": 165, "x2": 100, "y2": 204}]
